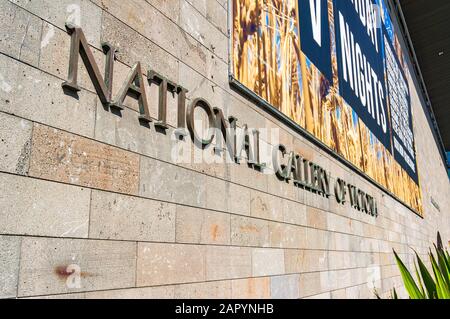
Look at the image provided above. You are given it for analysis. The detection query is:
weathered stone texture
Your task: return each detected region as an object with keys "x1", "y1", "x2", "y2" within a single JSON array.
[
  {"x1": 179, "y1": 0, "x2": 227, "y2": 61},
  {"x1": 176, "y1": 206, "x2": 230, "y2": 245},
  {"x1": 0, "y1": 0, "x2": 447, "y2": 300},
  {"x1": 100, "y1": 12, "x2": 180, "y2": 85},
  {"x1": 90, "y1": 190, "x2": 176, "y2": 242},
  {"x1": 205, "y1": 246, "x2": 252, "y2": 281},
  {"x1": 0, "y1": 1, "x2": 42, "y2": 67},
  {"x1": 252, "y1": 248, "x2": 285, "y2": 277},
  {"x1": 0, "y1": 112, "x2": 32, "y2": 175},
  {"x1": 270, "y1": 274, "x2": 300, "y2": 299},
  {"x1": 0, "y1": 55, "x2": 97, "y2": 138},
  {"x1": 231, "y1": 277, "x2": 271, "y2": 299},
  {"x1": 174, "y1": 280, "x2": 231, "y2": 299},
  {"x1": 137, "y1": 243, "x2": 205, "y2": 286},
  {"x1": 0, "y1": 236, "x2": 21, "y2": 299},
  {"x1": 18, "y1": 237, "x2": 136, "y2": 297},
  {"x1": 0, "y1": 173, "x2": 90, "y2": 238},
  {"x1": 250, "y1": 191, "x2": 283, "y2": 221},
  {"x1": 11, "y1": 0, "x2": 102, "y2": 46},
  {"x1": 28, "y1": 124, "x2": 139, "y2": 194},
  {"x1": 139, "y1": 156, "x2": 206, "y2": 207},
  {"x1": 231, "y1": 215, "x2": 270, "y2": 247}
]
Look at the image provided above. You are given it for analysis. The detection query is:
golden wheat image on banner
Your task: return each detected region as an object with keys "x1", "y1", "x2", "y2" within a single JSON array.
[{"x1": 231, "y1": 0, "x2": 423, "y2": 215}]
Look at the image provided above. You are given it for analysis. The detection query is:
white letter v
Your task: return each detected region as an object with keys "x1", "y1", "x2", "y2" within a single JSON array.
[{"x1": 309, "y1": 0, "x2": 322, "y2": 47}]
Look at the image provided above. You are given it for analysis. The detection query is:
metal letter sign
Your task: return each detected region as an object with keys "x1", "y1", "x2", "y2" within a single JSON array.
[{"x1": 62, "y1": 24, "x2": 384, "y2": 218}]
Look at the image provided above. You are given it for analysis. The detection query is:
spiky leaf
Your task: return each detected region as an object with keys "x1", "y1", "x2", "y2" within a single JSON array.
[
  {"x1": 430, "y1": 250, "x2": 450, "y2": 299},
  {"x1": 393, "y1": 250, "x2": 424, "y2": 299},
  {"x1": 434, "y1": 245, "x2": 450, "y2": 288},
  {"x1": 445, "y1": 249, "x2": 450, "y2": 271},
  {"x1": 415, "y1": 251, "x2": 437, "y2": 298},
  {"x1": 414, "y1": 261, "x2": 425, "y2": 297}
]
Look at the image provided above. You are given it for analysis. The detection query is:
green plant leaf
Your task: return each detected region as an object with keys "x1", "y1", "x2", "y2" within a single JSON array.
[
  {"x1": 434, "y1": 245, "x2": 450, "y2": 288},
  {"x1": 413, "y1": 261, "x2": 426, "y2": 297},
  {"x1": 445, "y1": 249, "x2": 450, "y2": 271},
  {"x1": 393, "y1": 249, "x2": 424, "y2": 299},
  {"x1": 430, "y1": 250, "x2": 450, "y2": 299},
  {"x1": 414, "y1": 251, "x2": 437, "y2": 298},
  {"x1": 379, "y1": 233, "x2": 450, "y2": 300}
]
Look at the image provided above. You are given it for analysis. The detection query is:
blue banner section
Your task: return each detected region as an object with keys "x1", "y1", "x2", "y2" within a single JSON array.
[
  {"x1": 379, "y1": 0, "x2": 394, "y2": 43},
  {"x1": 382, "y1": 25, "x2": 419, "y2": 183},
  {"x1": 298, "y1": 0, "x2": 333, "y2": 82},
  {"x1": 333, "y1": 0, "x2": 392, "y2": 150}
]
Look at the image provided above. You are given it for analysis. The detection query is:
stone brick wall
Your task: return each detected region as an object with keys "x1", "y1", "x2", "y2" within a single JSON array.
[{"x1": 0, "y1": 0, "x2": 448, "y2": 299}]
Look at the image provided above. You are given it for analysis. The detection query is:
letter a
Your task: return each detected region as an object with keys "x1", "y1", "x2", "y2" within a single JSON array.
[{"x1": 111, "y1": 62, "x2": 152, "y2": 123}]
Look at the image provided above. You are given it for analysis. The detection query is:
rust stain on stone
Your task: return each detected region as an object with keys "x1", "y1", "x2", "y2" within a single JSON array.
[
  {"x1": 54, "y1": 265, "x2": 75, "y2": 280},
  {"x1": 54, "y1": 265, "x2": 96, "y2": 280},
  {"x1": 210, "y1": 224, "x2": 219, "y2": 241},
  {"x1": 239, "y1": 225, "x2": 259, "y2": 233},
  {"x1": 248, "y1": 279, "x2": 255, "y2": 294}
]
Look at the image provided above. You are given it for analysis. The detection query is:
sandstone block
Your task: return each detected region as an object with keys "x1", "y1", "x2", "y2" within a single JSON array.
[
  {"x1": 0, "y1": 236, "x2": 21, "y2": 298},
  {"x1": 0, "y1": 113, "x2": 32, "y2": 175},
  {"x1": 205, "y1": 246, "x2": 252, "y2": 281},
  {"x1": 0, "y1": 173, "x2": 90, "y2": 238},
  {"x1": 18, "y1": 237, "x2": 136, "y2": 297},
  {"x1": 137, "y1": 243, "x2": 205, "y2": 286},
  {"x1": 29, "y1": 124, "x2": 139, "y2": 194},
  {"x1": 0, "y1": 1, "x2": 42, "y2": 67},
  {"x1": 176, "y1": 206, "x2": 230, "y2": 245},
  {"x1": 140, "y1": 156, "x2": 206, "y2": 207},
  {"x1": 90, "y1": 190, "x2": 176, "y2": 242}
]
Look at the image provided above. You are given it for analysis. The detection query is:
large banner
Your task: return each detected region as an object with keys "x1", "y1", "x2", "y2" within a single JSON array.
[{"x1": 231, "y1": 0, "x2": 423, "y2": 215}]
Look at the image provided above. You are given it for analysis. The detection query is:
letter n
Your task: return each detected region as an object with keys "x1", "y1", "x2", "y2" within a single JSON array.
[{"x1": 62, "y1": 23, "x2": 115, "y2": 105}]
